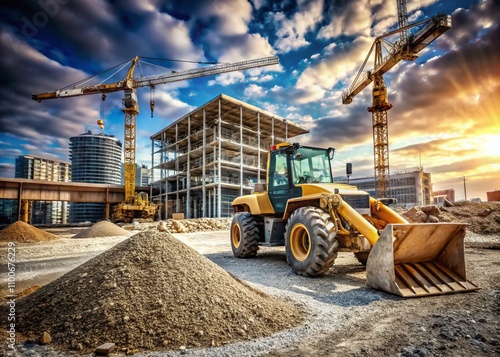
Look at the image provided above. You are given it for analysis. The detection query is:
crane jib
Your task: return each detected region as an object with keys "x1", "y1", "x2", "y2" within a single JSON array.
[{"x1": 31, "y1": 56, "x2": 279, "y2": 101}]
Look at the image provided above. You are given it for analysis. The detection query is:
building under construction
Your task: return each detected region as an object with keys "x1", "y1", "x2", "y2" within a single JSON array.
[{"x1": 150, "y1": 94, "x2": 309, "y2": 219}]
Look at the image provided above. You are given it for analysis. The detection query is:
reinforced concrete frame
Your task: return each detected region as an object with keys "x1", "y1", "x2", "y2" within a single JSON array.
[{"x1": 150, "y1": 94, "x2": 309, "y2": 219}]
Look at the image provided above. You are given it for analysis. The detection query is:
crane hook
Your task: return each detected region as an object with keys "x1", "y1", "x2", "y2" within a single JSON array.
[
  {"x1": 98, "y1": 93, "x2": 107, "y2": 130},
  {"x1": 150, "y1": 85, "x2": 155, "y2": 118}
]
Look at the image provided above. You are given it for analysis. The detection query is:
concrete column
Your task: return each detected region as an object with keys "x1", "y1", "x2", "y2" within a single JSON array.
[
  {"x1": 240, "y1": 105, "x2": 243, "y2": 195},
  {"x1": 105, "y1": 202, "x2": 110, "y2": 220},
  {"x1": 175, "y1": 123, "x2": 179, "y2": 213},
  {"x1": 62, "y1": 202, "x2": 67, "y2": 224},
  {"x1": 186, "y1": 115, "x2": 191, "y2": 218},
  {"x1": 272, "y1": 116, "x2": 275, "y2": 145},
  {"x1": 217, "y1": 98, "x2": 222, "y2": 218},
  {"x1": 257, "y1": 112, "x2": 261, "y2": 182},
  {"x1": 160, "y1": 133, "x2": 164, "y2": 220},
  {"x1": 208, "y1": 189, "x2": 212, "y2": 217},
  {"x1": 202, "y1": 108, "x2": 206, "y2": 217}
]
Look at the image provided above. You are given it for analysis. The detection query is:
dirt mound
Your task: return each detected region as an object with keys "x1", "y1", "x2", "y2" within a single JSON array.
[
  {"x1": 73, "y1": 221, "x2": 131, "y2": 238},
  {"x1": 15, "y1": 230, "x2": 301, "y2": 353},
  {"x1": 401, "y1": 201, "x2": 500, "y2": 234},
  {"x1": 0, "y1": 221, "x2": 57, "y2": 243},
  {"x1": 164, "y1": 218, "x2": 231, "y2": 233}
]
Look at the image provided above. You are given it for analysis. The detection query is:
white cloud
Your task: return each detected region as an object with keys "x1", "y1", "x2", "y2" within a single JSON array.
[
  {"x1": 244, "y1": 84, "x2": 266, "y2": 98},
  {"x1": 294, "y1": 36, "x2": 373, "y2": 104},
  {"x1": 251, "y1": 74, "x2": 273, "y2": 82},
  {"x1": 273, "y1": 0, "x2": 324, "y2": 53},
  {"x1": 196, "y1": 0, "x2": 252, "y2": 35},
  {"x1": 318, "y1": 0, "x2": 372, "y2": 39},
  {"x1": 208, "y1": 72, "x2": 246, "y2": 86}
]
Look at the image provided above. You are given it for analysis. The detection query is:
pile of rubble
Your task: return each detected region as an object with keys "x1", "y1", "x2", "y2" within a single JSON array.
[
  {"x1": 159, "y1": 217, "x2": 231, "y2": 233},
  {"x1": 0, "y1": 221, "x2": 57, "y2": 243},
  {"x1": 73, "y1": 221, "x2": 131, "y2": 238},
  {"x1": 15, "y1": 230, "x2": 301, "y2": 353},
  {"x1": 401, "y1": 201, "x2": 500, "y2": 234}
]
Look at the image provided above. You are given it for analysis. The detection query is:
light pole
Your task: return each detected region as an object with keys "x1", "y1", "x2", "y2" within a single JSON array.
[{"x1": 463, "y1": 176, "x2": 467, "y2": 201}]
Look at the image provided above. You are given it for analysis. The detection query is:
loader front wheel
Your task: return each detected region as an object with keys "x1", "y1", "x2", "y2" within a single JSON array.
[
  {"x1": 231, "y1": 212, "x2": 260, "y2": 258},
  {"x1": 285, "y1": 206, "x2": 338, "y2": 276}
]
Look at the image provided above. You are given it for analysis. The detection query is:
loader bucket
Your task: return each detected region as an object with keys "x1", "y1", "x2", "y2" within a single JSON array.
[{"x1": 366, "y1": 223, "x2": 479, "y2": 297}]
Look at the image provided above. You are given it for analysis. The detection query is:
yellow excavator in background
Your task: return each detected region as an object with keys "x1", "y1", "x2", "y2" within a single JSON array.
[
  {"x1": 230, "y1": 142, "x2": 479, "y2": 297},
  {"x1": 32, "y1": 55, "x2": 279, "y2": 222}
]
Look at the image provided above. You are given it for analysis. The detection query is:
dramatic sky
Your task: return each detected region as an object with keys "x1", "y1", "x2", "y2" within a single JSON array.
[{"x1": 1, "y1": 0, "x2": 499, "y2": 200}]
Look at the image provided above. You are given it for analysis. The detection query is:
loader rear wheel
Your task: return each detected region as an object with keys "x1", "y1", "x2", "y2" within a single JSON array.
[
  {"x1": 285, "y1": 206, "x2": 338, "y2": 276},
  {"x1": 231, "y1": 212, "x2": 260, "y2": 258}
]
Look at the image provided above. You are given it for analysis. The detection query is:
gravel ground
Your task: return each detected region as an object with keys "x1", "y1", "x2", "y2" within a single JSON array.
[{"x1": 2, "y1": 227, "x2": 498, "y2": 357}]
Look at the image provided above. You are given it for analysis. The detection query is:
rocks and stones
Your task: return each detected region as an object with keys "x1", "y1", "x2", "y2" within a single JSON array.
[{"x1": 14, "y1": 230, "x2": 302, "y2": 353}]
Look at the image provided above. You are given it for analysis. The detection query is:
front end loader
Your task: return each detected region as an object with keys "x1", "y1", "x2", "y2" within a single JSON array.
[{"x1": 230, "y1": 142, "x2": 478, "y2": 297}]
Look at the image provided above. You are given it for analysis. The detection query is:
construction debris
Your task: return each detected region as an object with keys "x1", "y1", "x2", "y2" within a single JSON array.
[
  {"x1": 401, "y1": 201, "x2": 500, "y2": 234},
  {"x1": 15, "y1": 230, "x2": 301, "y2": 353},
  {"x1": 72, "y1": 221, "x2": 131, "y2": 239},
  {"x1": 163, "y1": 217, "x2": 231, "y2": 233},
  {"x1": 0, "y1": 221, "x2": 57, "y2": 243},
  {"x1": 40, "y1": 331, "x2": 52, "y2": 345},
  {"x1": 95, "y1": 342, "x2": 115, "y2": 355},
  {"x1": 157, "y1": 220, "x2": 168, "y2": 232}
]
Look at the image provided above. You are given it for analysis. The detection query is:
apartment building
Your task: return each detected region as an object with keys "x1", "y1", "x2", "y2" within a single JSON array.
[
  {"x1": 69, "y1": 131, "x2": 122, "y2": 222},
  {"x1": 14, "y1": 155, "x2": 71, "y2": 224}
]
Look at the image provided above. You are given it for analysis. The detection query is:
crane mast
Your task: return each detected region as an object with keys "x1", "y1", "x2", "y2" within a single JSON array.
[
  {"x1": 33, "y1": 55, "x2": 279, "y2": 221},
  {"x1": 342, "y1": 4, "x2": 451, "y2": 198},
  {"x1": 397, "y1": 0, "x2": 409, "y2": 44}
]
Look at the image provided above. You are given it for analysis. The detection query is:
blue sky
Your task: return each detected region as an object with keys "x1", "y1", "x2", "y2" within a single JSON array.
[{"x1": 0, "y1": 0, "x2": 499, "y2": 200}]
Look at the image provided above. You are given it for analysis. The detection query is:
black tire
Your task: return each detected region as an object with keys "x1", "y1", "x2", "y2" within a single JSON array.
[
  {"x1": 354, "y1": 251, "x2": 370, "y2": 266},
  {"x1": 285, "y1": 206, "x2": 339, "y2": 276},
  {"x1": 230, "y1": 212, "x2": 260, "y2": 258}
]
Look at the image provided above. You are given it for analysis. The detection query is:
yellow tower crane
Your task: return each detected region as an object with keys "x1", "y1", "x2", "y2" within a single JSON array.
[
  {"x1": 342, "y1": 4, "x2": 451, "y2": 198},
  {"x1": 32, "y1": 55, "x2": 279, "y2": 222}
]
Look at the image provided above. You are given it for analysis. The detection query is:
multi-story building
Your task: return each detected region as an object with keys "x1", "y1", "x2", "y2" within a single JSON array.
[
  {"x1": 69, "y1": 131, "x2": 122, "y2": 222},
  {"x1": 342, "y1": 170, "x2": 433, "y2": 207},
  {"x1": 14, "y1": 155, "x2": 71, "y2": 224},
  {"x1": 151, "y1": 94, "x2": 309, "y2": 219}
]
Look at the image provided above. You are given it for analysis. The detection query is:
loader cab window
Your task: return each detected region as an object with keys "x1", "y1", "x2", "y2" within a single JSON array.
[
  {"x1": 269, "y1": 152, "x2": 289, "y2": 188},
  {"x1": 292, "y1": 147, "x2": 333, "y2": 184}
]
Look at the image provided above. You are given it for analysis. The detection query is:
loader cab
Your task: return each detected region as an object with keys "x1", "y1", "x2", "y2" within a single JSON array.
[{"x1": 268, "y1": 143, "x2": 334, "y2": 213}]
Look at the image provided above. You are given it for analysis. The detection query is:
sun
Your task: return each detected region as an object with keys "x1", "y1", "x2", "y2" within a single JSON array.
[{"x1": 479, "y1": 134, "x2": 500, "y2": 158}]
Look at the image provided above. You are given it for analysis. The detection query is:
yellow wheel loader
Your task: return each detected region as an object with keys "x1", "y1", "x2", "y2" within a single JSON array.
[{"x1": 230, "y1": 142, "x2": 478, "y2": 297}]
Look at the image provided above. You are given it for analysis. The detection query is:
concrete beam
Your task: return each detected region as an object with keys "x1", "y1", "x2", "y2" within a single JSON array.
[{"x1": 0, "y1": 178, "x2": 151, "y2": 203}]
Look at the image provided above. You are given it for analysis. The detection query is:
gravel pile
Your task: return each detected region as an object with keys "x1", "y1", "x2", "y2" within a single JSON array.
[
  {"x1": 15, "y1": 230, "x2": 302, "y2": 353},
  {"x1": 0, "y1": 221, "x2": 57, "y2": 243},
  {"x1": 165, "y1": 218, "x2": 231, "y2": 233},
  {"x1": 72, "y1": 221, "x2": 131, "y2": 238}
]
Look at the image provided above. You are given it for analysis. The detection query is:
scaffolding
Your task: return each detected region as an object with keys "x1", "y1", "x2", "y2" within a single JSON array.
[{"x1": 150, "y1": 94, "x2": 309, "y2": 219}]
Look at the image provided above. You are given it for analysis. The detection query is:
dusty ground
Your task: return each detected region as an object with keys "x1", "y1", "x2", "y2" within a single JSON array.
[{"x1": 0, "y1": 223, "x2": 498, "y2": 356}]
